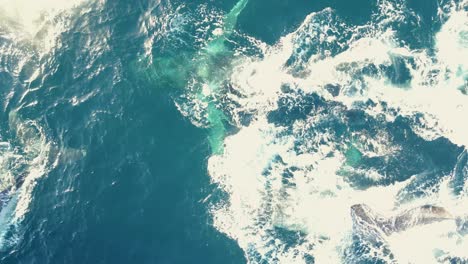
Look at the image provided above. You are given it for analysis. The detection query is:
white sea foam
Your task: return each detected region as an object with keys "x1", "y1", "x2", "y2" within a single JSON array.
[
  {"x1": 176, "y1": 0, "x2": 468, "y2": 262},
  {"x1": 0, "y1": 0, "x2": 90, "y2": 52}
]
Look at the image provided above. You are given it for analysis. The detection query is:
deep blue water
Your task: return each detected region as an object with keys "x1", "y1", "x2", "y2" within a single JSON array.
[
  {"x1": 0, "y1": 0, "x2": 467, "y2": 263},
  {"x1": 0, "y1": 1, "x2": 247, "y2": 263}
]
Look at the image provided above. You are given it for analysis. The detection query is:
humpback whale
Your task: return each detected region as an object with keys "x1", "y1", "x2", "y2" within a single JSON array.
[{"x1": 351, "y1": 204, "x2": 454, "y2": 237}]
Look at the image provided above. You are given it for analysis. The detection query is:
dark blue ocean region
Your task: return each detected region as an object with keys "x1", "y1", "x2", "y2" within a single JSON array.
[{"x1": 0, "y1": 0, "x2": 467, "y2": 263}]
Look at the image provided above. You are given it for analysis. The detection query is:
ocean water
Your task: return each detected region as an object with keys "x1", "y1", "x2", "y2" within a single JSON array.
[{"x1": 0, "y1": 0, "x2": 467, "y2": 263}]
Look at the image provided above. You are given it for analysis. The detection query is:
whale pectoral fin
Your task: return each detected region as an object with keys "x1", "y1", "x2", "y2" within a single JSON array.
[
  {"x1": 351, "y1": 204, "x2": 454, "y2": 237},
  {"x1": 392, "y1": 205, "x2": 454, "y2": 232}
]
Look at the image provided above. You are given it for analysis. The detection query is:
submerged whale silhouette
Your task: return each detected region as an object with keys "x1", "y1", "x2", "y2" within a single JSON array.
[{"x1": 351, "y1": 204, "x2": 454, "y2": 237}]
